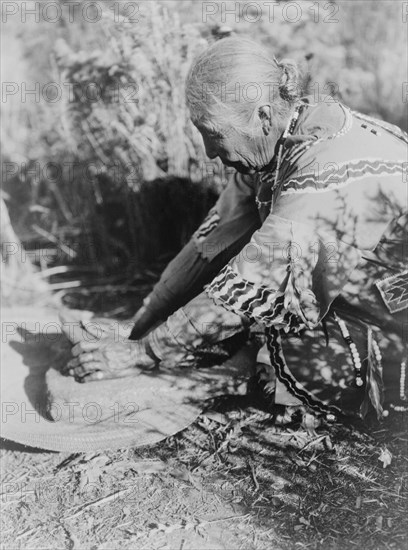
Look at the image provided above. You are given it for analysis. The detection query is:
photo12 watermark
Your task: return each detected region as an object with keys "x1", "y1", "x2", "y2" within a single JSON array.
[
  {"x1": 1, "y1": 399, "x2": 141, "y2": 425},
  {"x1": 1, "y1": 1, "x2": 142, "y2": 24},
  {"x1": 1, "y1": 81, "x2": 139, "y2": 105},
  {"x1": 202, "y1": 1, "x2": 340, "y2": 24}
]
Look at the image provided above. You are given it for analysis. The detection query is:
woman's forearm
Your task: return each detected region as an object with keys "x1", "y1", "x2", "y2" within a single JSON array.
[
  {"x1": 129, "y1": 172, "x2": 259, "y2": 340},
  {"x1": 129, "y1": 228, "x2": 257, "y2": 339},
  {"x1": 137, "y1": 291, "x2": 249, "y2": 364}
]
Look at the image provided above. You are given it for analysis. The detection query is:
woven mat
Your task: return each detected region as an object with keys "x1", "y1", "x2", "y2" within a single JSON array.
[{"x1": 1, "y1": 308, "x2": 252, "y2": 452}]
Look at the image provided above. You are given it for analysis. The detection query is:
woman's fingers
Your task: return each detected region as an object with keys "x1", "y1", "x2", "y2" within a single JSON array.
[
  {"x1": 69, "y1": 361, "x2": 102, "y2": 378},
  {"x1": 71, "y1": 341, "x2": 100, "y2": 357},
  {"x1": 66, "y1": 361, "x2": 77, "y2": 375},
  {"x1": 76, "y1": 351, "x2": 100, "y2": 365},
  {"x1": 79, "y1": 366, "x2": 139, "y2": 383},
  {"x1": 79, "y1": 371, "x2": 105, "y2": 383},
  {"x1": 65, "y1": 355, "x2": 102, "y2": 375},
  {"x1": 61, "y1": 357, "x2": 79, "y2": 374}
]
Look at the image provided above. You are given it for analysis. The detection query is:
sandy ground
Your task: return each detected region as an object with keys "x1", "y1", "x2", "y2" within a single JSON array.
[{"x1": 1, "y1": 402, "x2": 407, "y2": 550}]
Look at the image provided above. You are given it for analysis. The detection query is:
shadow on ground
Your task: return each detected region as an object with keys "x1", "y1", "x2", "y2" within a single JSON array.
[{"x1": 1, "y1": 395, "x2": 407, "y2": 550}]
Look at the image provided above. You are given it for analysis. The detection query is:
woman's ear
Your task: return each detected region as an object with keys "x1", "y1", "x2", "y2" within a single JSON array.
[{"x1": 258, "y1": 105, "x2": 272, "y2": 136}]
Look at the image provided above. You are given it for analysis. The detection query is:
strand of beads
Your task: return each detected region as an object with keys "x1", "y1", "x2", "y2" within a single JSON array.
[
  {"x1": 371, "y1": 338, "x2": 383, "y2": 370},
  {"x1": 333, "y1": 313, "x2": 363, "y2": 387},
  {"x1": 390, "y1": 403, "x2": 408, "y2": 412},
  {"x1": 388, "y1": 362, "x2": 408, "y2": 413},
  {"x1": 383, "y1": 362, "x2": 408, "y2": 415},
  {"x1": 400, "y1": 361, "x2": 407, "y2": 401},
  {"x1": 255, "y1": 103, "x2": 303, "y2": 209},
  {"x1": 273, "y1": 103, "x2": 303, "y2": 189}
]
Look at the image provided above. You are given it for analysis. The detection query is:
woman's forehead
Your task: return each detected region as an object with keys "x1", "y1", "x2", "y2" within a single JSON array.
[
  {"x1": 192, "y1": 102, "x2": 230, "y2": 124},
  {"x1": 192, "y1": 113, "x2": 217, "y2": 131}
]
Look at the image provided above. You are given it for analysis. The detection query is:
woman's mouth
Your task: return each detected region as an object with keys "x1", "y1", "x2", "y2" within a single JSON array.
[{"x1": 222, "y1": 159, "x2": 251, "y2": 173}]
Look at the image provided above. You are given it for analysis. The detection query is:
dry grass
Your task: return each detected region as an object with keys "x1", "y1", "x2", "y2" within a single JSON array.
[
  {"x1": 1, "y1": 403, "x2": 407, "y2": 550},
  {"x1": 55, "y1": 2, "x2": 217, "y2": 186},
  {"x1": 1, "y1": 1, "x2": 223, "y2": 304},
  {"x1": 2, "y1": 1, "x2": 406, "y2": 304},
  {"x1": 1, "y1": 294, "x2": 407, "y2": 549},
  {"x1": 2, "y1": 7, "x2": 407, "y2": 544}
]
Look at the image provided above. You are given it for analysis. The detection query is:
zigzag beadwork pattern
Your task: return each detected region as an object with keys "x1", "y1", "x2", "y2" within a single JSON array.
[
  {"x1": 376, "y1": 270, "x2": 408, "y2": 314},
  {"x1": 206, "y1": 264, "x2": 304, "y2": 331},
  {"x1": 282, "y1": 159, "x2": 405, "y2": 195},
  {"x1": 194, "y1": 207, "x2": 220, "y2": 242},
  {"x1": 266, "y1": 327, "x2": 343, "y2": 416},
  {"x1": 207, "y1": 268, "x2": 346, "y2": 415}
]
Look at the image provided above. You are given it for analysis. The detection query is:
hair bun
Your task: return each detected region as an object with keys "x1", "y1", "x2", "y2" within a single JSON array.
[{"x1": 275, "y1": 57, "x2": 300, "y2": 102}]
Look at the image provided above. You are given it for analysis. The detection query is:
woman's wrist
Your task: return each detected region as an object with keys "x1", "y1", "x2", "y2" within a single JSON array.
[{"x1": 128, "y1": 338, "x2": 159, "y2": 369}]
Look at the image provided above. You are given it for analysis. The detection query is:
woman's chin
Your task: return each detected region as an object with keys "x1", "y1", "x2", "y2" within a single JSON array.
[{"x1": 236, "y1": 165, "x2": 253, "y2": 174}]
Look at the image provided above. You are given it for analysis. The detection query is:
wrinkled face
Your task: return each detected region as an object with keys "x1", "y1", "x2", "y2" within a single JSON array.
[{"x1": 193, "y1": 116, "x2": 263, "y2": 174}]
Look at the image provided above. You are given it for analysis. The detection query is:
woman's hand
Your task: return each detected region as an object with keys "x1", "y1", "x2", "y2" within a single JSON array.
[
  {"x1": 63, "y1": 336, "x2": 156, "y2": 383},
  {"x1": 59, "y1": 308, "x2": 135, "y2": 344}
]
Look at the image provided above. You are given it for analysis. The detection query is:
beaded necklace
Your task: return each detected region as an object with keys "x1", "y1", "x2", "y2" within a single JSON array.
[
  {"x1": 273, "y1": 103, "x2": 303, "y2": 189},
  {"x1": 389, "y1": 361, "x2": 408, "y2": 413},
  {"x1": 333, "y1": 312, "x2": 364, "y2": 387},
  {"x1": 255, "y1": 102, "x2": 303, "y2": 209},
  {"x1": 255, "y1": 100, "x2": 353, "y2": 210},
  {"x1": 334, "y1": 312, "x2": 408, "y2": 415},
  {"x1": 254, "y1": 103, "x2": 407, "y2": 418}
]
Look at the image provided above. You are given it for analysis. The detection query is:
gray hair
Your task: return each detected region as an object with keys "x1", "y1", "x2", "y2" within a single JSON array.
[{"x1": 186, "y1": 37, "x2": 300, "y2": 136}]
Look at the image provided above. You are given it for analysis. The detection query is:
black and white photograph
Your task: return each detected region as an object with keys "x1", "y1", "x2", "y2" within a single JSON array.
[{"x1": 1, "y1": 1, "x2": 407, "y2": 548}]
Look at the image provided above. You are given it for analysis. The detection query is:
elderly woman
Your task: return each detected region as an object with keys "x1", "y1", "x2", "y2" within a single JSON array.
[{"x1": 66, "y1": 38, "x2": 407, "y2": 422}]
